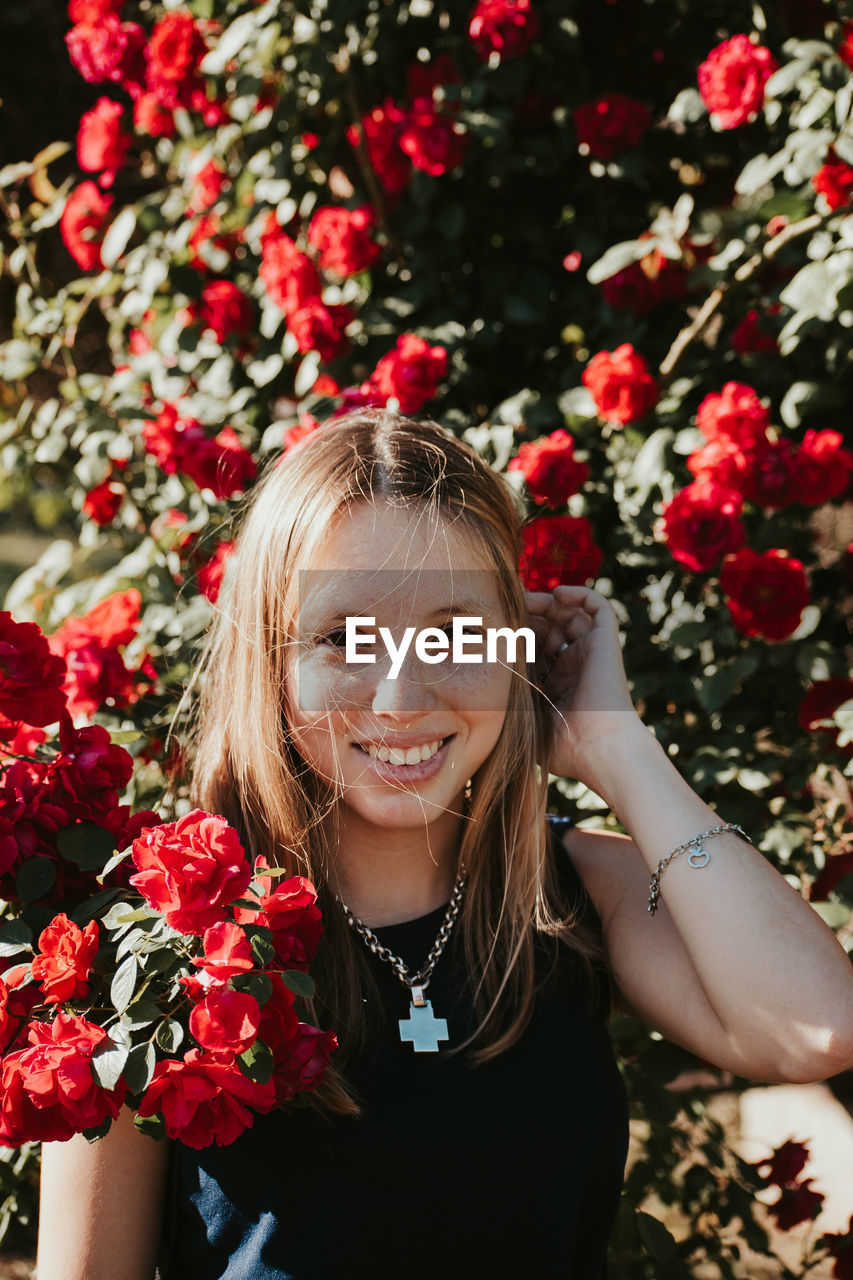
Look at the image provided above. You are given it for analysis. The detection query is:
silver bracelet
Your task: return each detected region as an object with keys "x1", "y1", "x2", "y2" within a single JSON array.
[{"x1": 648, "y1": 823, "x2": 753, "y2": 916}]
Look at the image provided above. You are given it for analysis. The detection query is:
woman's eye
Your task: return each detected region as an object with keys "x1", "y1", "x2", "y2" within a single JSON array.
[{"x1": 318, "y1": 629, "x2": 348, "y2": 650}]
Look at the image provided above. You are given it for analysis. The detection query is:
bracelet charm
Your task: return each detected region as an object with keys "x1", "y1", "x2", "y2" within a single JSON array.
[{"x1": 647, "y1": 823, "x2": 752, "y2": 916}]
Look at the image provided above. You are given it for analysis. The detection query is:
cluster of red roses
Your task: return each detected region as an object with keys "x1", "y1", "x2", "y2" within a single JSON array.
[
  {"x1": 0, "y1": 612, "x2": 335, "y2": 1150},
  {"x1": 658, "y1": 382, "x2": 852, "y2": 639},
  {"x1": 0, "y1": 609, "x2": 156, "y2": 902}
]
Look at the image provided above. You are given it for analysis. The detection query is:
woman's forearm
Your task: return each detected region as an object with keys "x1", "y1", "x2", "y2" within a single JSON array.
[{"x1": 585, "y1": 725, "x2": 853, "y2": 1080}]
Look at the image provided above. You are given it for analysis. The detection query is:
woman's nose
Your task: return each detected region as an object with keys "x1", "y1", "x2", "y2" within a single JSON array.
[{"x1": 369, "y1": 656, "x2": 439, "y2": 719}]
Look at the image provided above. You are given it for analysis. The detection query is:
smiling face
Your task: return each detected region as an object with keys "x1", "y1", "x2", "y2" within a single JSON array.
[{"x1": 286, "y1": 501, "x2": 515, "y2": 852}]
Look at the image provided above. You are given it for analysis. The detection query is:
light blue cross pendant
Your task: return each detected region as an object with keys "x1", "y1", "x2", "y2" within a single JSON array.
[{"x1": 398, "y1": 984, "x2": 449, "y2": 1052}]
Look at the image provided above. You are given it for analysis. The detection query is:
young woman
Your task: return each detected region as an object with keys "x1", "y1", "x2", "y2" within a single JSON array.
[{"x1": 37, "y1": 409, "x2": 853, "y2": 1280}]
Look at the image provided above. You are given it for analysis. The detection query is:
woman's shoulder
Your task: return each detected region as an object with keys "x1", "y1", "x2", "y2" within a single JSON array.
[{"x1": 547, "y1": 814, "x2": 645, "y2": 935}]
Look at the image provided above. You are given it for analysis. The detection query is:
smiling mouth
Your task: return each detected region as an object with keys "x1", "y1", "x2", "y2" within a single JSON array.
[{"x1": 355, "y1": 736, "x2": 452, "y2": 766}]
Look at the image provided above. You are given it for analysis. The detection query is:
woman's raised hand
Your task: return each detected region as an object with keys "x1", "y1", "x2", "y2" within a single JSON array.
[{"x1": 526, "y1": 585, "x2": 647, "y2": 789}]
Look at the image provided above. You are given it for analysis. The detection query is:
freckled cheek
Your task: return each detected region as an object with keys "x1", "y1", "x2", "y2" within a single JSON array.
[{"x1": 288, "y1": 657, "x2": 371, "y2": 720}]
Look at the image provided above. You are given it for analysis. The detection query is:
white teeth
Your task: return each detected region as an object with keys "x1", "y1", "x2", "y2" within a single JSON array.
[{"x1": 364, "y1": 739, "x2": 442, "y2": 765}]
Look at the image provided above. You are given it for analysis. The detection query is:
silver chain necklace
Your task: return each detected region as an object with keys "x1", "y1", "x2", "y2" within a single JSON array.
[{"x1": 337, "y1": 864, "x2": 467, "y2": 1053}]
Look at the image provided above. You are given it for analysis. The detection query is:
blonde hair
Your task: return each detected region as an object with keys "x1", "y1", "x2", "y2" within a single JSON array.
[{"x1": 185, "y1": 407, "x2": 599, "y2": 1112}]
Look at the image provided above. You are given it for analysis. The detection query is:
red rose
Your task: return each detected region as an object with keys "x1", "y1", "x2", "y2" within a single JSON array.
[
  {"x1": 736, "y1": 437, "x2": 799, "y2": 510},
  {"x1": 188, "y1": 159, "x2": 228, "y2": 214},
  {"x1": 76, "y1": 97, "x2": 130, "y2": 189},
  {"x1": 52, "y1": 718, "x2": 134, "y2": 815},
  {"x1": 307, "y1": 206, "x2": 381, "y2": 277},
  {"x1": 519, "y1": 516, "x2": 602, "y2": 590},
  {"x1": 468, "y1": 0, "x2": 540, "y2": 62},
  {"x1": 0, "y1": 612, "x2": 67, "y2": 728},
  {"x1": 143, "y1": 408, "x2": 256, "y2": 499},
  {"x1": 581, "y1": 343, "x2": 657, "y2": 424},
  {"x1": 234, "y1": 870, "x2": 323, "y2": 971},
  {"x1": 288, "y1": 301, "x2": 353, "y2": 363},
  {"x1": 130, "y1": 809, "x2": 252, "y2": 935},
  {"x1": 253, "y1": 974, "x2": 335, "y2": 1106},
  {"x1": 83, "y1": 477, "x2": 124, "y2": 526},
  {"x1": 697, "y1": 34, "x2": 778, "y2": 130},
  {"x1": 133, "y1": 93, "x2": 175, "y2": 139},
  {"x1": 397, "y1": 104, "x2": 468, "y2": 176},
  {"x1": 347, "y1": 100, "x2": 411, "y2": 196},
  {"x1": 368, "y1": 333, "x2": 448, "y2": 413},
  {"x1": 189, "y1": 988, "x2": 261, "y2": 1058},
  {"x1": 799, "y1": 677, "x2": 853, "y2": 734},
  {"x1": 196, "y1": 541, "x2": 235, "y2": 603},
  {"x1": 282, "y1": 415, "x2": 322, "y2": 454},
  {"x1": 66, "y1": 19, "x2": 146, "y2": 95},
  {"x1": 767, "y1": 1179, "x2": 825, "y2": 1231},
  {"x1": 60, "y1": 181, "x2": 113, "y2": 272},
  {"x1": 812, "y1": 151, "x2": 853, "y2": 212},
  {"x1": 272, "y1": 1024, "x2": 337, "y2": 1100},
  {"x1": 719, "y1": 547, "x2": 810, "y2": 641},
  {"x1": 196, "y1": 280, "x2": 254, "y2": 344},
  {"x1": 407, "y1": 55, "x2": 462, "y2": 108},
  {"x1": 0, "y1": 718, "x2": 47, "y2": 762},
  {"x1": 729, "y1": 309, "x2": 778, "y2": 355},
  {"x1": 573, "y1": 93, "x2": 652, "y2": 161},
  {"x1": 188, "y1": 214, "x2": 242, "y2": 273},
  {"x1": 31, "y1": 914, "x2": 99, "y2": 1005},
  {"x1": 48, "y1": 590, "x2": 143, "y2": 719},
  {"x1": 145, "y1": 10, "x2": 208, "y2": 110},
  {"x1": 0, "y1": 1014, "x2": 126, "y2": 1145},
  {"x1": 69, "y1": 0, "x2": 123, "y2": 20},
  {"x1": 136, "y1": 1048, "x2": 274, "y2": 1148},
  {"x1": 193, "y1": 921, "x2": 254, "y2": 983},
  {"x1": 658, "y1": 481, "x2": 745, "y2": 572},
  {"x1": 189, "y1": 428, "x2": 257, "y2": 500},
  {"x1": 695, "y1": 382, "x2": 770, "y2": 445},
  {"x1": 507, "y1": 429, "x2": 589, "y2": 507},
  {"x1": 260, "y1": 222, "x2": 322, "y2": 318},
  {"x1": 0, "y1": 963, "x2": 40, "y2": 1055},
  {"x1": 840, "y1": 22, "x2": 853, "y2": 71},
  {"x1": 600, "y1": 253, "x2": 689, "y2": 314}
]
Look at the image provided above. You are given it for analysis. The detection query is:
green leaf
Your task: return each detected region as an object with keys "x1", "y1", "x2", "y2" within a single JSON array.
[
  {"x1": 586, "y1": 238, "x2": 651, "y2": 285},
  {"x1": 0, "y1": 919, "x2": 33, "y2": 957},
  {"x1": 15, "y1": 857, "x2": 57, "y2": 903},
  {"x1": 82, "y1": 1116, "x2": 114, "y2": 1143},
  {"x1": 57, "y1": 823, "x2": 117, "y2": 872},
  {"x1": 281, "y1": 969, "x2": 315, "y2": 999},
  {"x1": 91, "y1": 1037, "x2": 130, "y2": 1091},
  {"x1": 121, "y1": 1001, "x2": 161, "y2": 1029},
  {"x1": 100, "y1": 206, "x2": 137, "y2": 268},
  {"x1": 0, "y1": 340, "x2": 40, "y2": 380},
  {"x1": 110, "y1": 954, "x2": 139, "y2": 1014},
  {"x1": 238, "y1": 1038, "x2": 274, "y2": 1083},
  {"x1": 98, "y1": 848, "x2": 134, "y2": 881},
  {"x1": 244, "y1": 926, "x2": 275, "y2": 967},
  {"x1": 155, "y1": 1019, "x2": 184, "y2": 1054},
  {"x1": 133, "y1": 1112, "x2": 167, "y2": 1141},
  {"x1": 636, "y1": 1211, "x2": 677, "y2": 1266},
  {"x1": 232, "y1": 972, "x2": 273, "y2": 1005},
  {"x1": 108, "y1": 729, "x2": 146, "y2": 746},
  {"x1": 124, "y1": 1042, "x2": 157, "y2": 1094},
  {"x1": 71, "y1": 887, "x2": 123, "y2": 926}
]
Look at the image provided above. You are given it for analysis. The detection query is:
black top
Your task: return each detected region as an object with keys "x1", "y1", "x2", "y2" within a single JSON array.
[{"x1": 163, "y1": 819, "x2": 629, "y2": 1279}]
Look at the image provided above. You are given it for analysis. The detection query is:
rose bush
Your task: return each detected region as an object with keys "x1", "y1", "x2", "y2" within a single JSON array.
[{"x1": 2, "y1": 0, "x2": 853, "y2": 1271}]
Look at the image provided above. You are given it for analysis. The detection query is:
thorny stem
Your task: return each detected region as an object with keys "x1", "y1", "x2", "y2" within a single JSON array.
[{"x1": 658, "y1": 210, "x2": 836, "y2": 382}]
